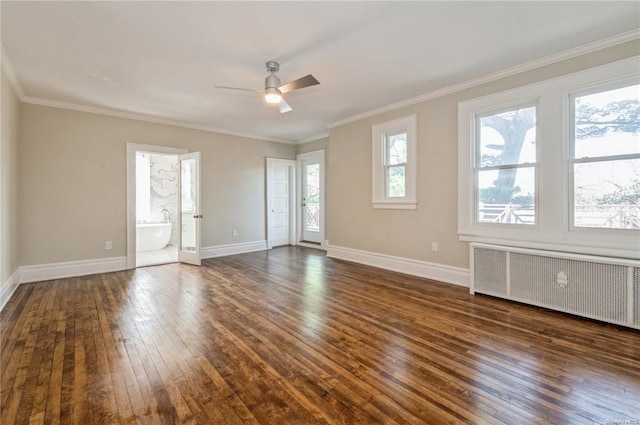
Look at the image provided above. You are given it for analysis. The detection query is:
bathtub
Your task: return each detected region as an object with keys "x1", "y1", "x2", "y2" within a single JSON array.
[{"x1": 136, "y1": 222, "x2": 172, "y2": 252}]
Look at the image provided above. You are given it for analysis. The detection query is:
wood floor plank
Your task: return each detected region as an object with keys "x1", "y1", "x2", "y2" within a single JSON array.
[{"x1": 2, "y1": 247, "x2": 639, "y2": 424}]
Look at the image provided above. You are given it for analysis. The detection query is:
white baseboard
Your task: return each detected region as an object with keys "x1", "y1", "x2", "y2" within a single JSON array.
[
  {"x1": 1, "y1": 269, "x2": 20, "y2": 312},
  {"x1": 326, "y1": 244, "x2": 470, "y2": 287},
  {"x1": 16, "y1": 241, "x2": 268, "y2": 285},
  {"x1": 20, "y1": 256, "x2": 128, "y2": 284},
  {"x1": 201, "y1": 240, "x2": 267, "y2": 259},
  {"x1": 298, "y1": 241, "x2": 325, "y2": 250}
]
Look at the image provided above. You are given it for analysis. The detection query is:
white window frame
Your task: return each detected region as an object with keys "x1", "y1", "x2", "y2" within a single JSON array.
[
  {"x1": 474, "y1": 102, "x2": 540, "y2": 228},
  {"x1": 458, "y1": 56, "x2": 640, "y2": 259},
  {"x1": 372, "y1": 114, "x2": 417, "y2": 209},
  {"x1": 569, "y1": 78, "x2": 640, "y2": 233}
]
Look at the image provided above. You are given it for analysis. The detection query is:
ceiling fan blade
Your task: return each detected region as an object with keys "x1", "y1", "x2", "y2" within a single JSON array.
[
  {"x1": 279, "y1": 99, "x2": 293, "y2": 114},
  {"x1": 278, "y1": 74, "x2": 320, "y2": 94},
  {"x1": 214, "y1": 85, "x2": 263, "y2": 93}
]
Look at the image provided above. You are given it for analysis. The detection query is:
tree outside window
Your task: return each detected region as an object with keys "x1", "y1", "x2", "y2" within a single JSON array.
[{"x1": 572, "y1": 84, "x2": 640, "y2": 229}]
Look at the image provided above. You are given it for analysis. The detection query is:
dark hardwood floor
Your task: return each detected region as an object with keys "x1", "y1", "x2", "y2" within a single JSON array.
[{"x1": 1, "y1": 246, "x2": 639, "y2": 424}]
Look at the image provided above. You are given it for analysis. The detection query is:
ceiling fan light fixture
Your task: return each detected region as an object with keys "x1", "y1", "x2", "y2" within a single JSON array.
[{"x1": 264, "y1": 88, "x2": 282, "y2": 104}]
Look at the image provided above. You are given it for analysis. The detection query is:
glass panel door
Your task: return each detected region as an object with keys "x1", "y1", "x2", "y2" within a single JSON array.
[
  {"x1": 178, "y1": 152, "x2": 201, "y2": 265},
  {"x1": 302, "y1": 159, "x2": 322, "y2": 243}
]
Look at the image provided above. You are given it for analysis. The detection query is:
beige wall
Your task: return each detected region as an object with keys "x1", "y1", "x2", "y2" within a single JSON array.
[
  {"x1": 18, "y1": 104, "x2": 296, "y2": 266},
  {"x1": 296, "y1": 137, "x2": 328, "y2": 155},
  {"x1": 327, "y1": 41, "x2": 640, "y2": 269},
  {"x1": 1, "y1": 70, "x2": 20, "y2": 285}
]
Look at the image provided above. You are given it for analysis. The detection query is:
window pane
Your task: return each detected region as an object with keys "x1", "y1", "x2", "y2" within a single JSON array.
[
  {"x1": 574, "y1": 159, "x2": 640, "y2": 229},
  {"x1": 387, "y1": 166, "x2": 405, "y2": 197},
  {"x1": 477, "y1": 167, "x2": 535, "y2": 224},
  {"x1": 574, "y1": 84, "x2": 640, "y2": 159},
  {"x1": 478, "y1": 106, "x2": 536, "y2": 167},
  {"x1": 181, "y1": 158, "x2": 197, "y2": 251},
  {"x1": 305, "y1": 164, "x2": 320, "y2": 232},
  {"x1": 387, "y1": 132, "x2": 407, "y2": 165}
]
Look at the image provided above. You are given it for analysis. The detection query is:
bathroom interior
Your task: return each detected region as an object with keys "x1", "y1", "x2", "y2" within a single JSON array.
[{"x1": 136, "y1": 152, "x2": 179, "y2": 267}]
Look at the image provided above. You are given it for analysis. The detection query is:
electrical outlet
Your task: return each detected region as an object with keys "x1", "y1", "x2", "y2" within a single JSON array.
[
  {"x1": 232, "y1": 229, "x2": 237, "y2": 237},
  {"x1": 105, "y1": 241, "x2": 113, "y2": 250},
  {"x1": 431, "y1": 242, "x2": 438, "y2": 252}
]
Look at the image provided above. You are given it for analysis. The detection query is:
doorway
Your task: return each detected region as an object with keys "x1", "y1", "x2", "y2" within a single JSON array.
[
  {"x1": 126, "y1": 143, "x2": 202, "y2": 268},
  {"x1": 266, "y1": 158, "x2": 296, "y2": 249},
  {"x1": 297, "y1": 150, "x2": 325, "y2": 248},
  {"x1": 135, "y1": 151, "x2": 180, "y2": 267}
]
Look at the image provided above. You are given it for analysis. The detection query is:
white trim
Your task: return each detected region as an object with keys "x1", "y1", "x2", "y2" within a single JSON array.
[
  {"x1": 20, "y1": 257, "x2": 127, "y2": 284},
  {"x1": 459, "y1": 233, "x2": 640, "y2": 260},
  {"x1": 298, "y1": 133, "x2": 329, "y2": 144},
  {"x1": 5, "y1": 30, "x2": 637, "y2": 146},
  {"x1": 326, "y1": 244, "x2": 470, "y2": 287},
  {"x1": 297, "y1": 150, "x2": 325, "y2": 161},
  {"x1": 1, "y1": 270, "x2": 20, "y2": 312},
  {"x1": 458, "y1": 56, "x2": 640, "y2": 259},
  {"x1": 470, "y1": 242, "x2": 640, "y2": 267},
  {"x1": 126, "y1": 143, "x2": 188, "y2": 269},
  {"x1": 297, "y1": 150, "x2": 326, "y2": 247},
  {"x1": 328, "y1": 29, "x2": 640, "y2": 129},
  {"x1": 1, "y1": 47, "x2": 25, "y2": 99},
  {"x1": 299, "y1": 241, "x2": 324, "y2": 250},
  {"x1": 1, "y1": 42, "x2": 292, "y2": 144},
  {"x1": 372, "y1": 114, "x2": 417, "y2": 209},
  {"x1": 13, "y1": 241, "x2": 266, "y2": 286},
  {"x1": 373, "y1": 201, "x2": 417, "y2": 210},
  {"x1": 20, "y1": 96, "x2": 295, "y2": 145},
  {"x1": 201, "y1": 240, "x2": 268, "y2": 259}
]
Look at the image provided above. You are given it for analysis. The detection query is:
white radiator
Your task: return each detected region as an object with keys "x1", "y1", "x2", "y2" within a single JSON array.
[{"x1": 470, "y1": 243, "x2": 640, "y2": 330}]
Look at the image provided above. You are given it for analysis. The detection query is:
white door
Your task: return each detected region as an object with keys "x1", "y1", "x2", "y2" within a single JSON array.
[
  {"x1": 301, "y1": 156, "x2": 323, "y2": 244},
  {"x1": 178, "y1": 152, "x2": 201, "y2": 265},
  {"x1": 267, "y1": 159, "x2": 295, "y2": 248}
]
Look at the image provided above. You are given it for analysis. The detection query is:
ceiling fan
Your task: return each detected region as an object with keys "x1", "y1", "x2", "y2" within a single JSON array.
[{"x1": 215, "y1": 61, "x2": 320, "y2": 114}]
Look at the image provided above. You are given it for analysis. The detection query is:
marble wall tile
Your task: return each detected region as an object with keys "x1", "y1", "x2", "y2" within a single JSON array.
[{"x1": 149, "y1": 154, "x2": 179, "y2": 246}]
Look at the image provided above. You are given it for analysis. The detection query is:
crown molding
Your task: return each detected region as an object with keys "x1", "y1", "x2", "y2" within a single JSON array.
[
  {"x1": 20, "y1": 96, "x2": 296, "y2": 144},
  {"x1": 5, "y1": 28, "x2": 638, "y2": 143},
  {"x1": 328, "y1": 29, "x2": 640, "y2": 129},
  {"x1": 298, "y1": 132, "x2": 329, "y2": 144},
  {"x1": 1, "y1": 46, "x2": 25, "y2": 99},
  {"x1": 2, "y1": 42, "x2": 294, "y2": 144}
]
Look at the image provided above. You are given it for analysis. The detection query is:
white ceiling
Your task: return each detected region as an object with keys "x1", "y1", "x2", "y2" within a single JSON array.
[{"x1": 2, "y1": 1, "x2": 639, "y2": 144}]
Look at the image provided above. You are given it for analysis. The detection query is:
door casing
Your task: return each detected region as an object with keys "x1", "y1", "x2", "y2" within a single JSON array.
[
  {"x1": 296, "y1": 150, "x2": 325, "y2": 250},
  {"x1": 126, "y1": 143, "x2": 189, "y2": 269}
]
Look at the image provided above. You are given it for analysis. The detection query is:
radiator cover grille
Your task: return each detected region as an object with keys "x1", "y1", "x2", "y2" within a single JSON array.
[
  {"x1": 473, "y1": 248, "x2": 507, "y2": 297},
  {"x1": 471, "y1": 244, "x2": 640, "y2": 330},
  {"x1": 635, "y1": 267, "x2": 640, "y2": 328}
]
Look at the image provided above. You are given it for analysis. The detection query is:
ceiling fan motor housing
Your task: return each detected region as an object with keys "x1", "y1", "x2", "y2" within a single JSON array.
[
  {"x1": 265, "y1": 74, "x2": 281, "y2": 90},
  {"x1": 265, "y1": 61, "x2": 281, "y2": 90}
]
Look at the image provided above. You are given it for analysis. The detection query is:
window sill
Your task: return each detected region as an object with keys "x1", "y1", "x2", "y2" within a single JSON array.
[
  {"x1": 373, "y1": 201, "x2": 417, "y2": 210},
  {"x1": 458, "y1": 232, "x2": 640, "y2": 260}
]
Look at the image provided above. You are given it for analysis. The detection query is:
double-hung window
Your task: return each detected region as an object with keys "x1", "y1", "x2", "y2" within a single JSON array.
[
  {"x1": 458, "y1": 56, "x2": 639, "y2": 258},
  {"x1": 476, "y1": 105, "x2": 537, "y2": 225},
  {"x1": 372, "y1": 115, "x2": 417, "y2": 209},
  {"x1": 385, "y1": 131, "x2": 408, "y2": 198},
  {"x1": 571, "y1": 83, "x2": 640, "y2": 230}
]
